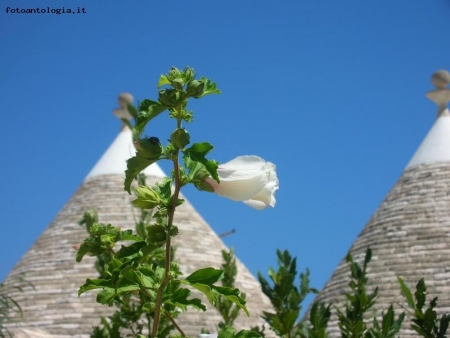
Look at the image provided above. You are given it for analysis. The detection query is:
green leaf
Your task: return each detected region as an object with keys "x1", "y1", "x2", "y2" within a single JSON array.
[
  {"x1": 185, "y1": 142, "x2": 214, "y2": 157},
  {"x1": 76, "y1": 242, "x2": 90, "y2": 262},
  {"x1": 183, "y1": 142, "x2": 219, "y2": 183},
  {"x1": 182, "y1": 268, "x2": 249, "y2": 317},
  {"x1": 126, "y1": 103, "x2": 138, "y2": 119},
  {"x1": 135, "y1": 99, "x2": 168, "y2": 136},
  {"x1": 124, "y1": 154, "x2": 157, "y2": 194},
  {"x1": 415, "y1": 278, "x2": 427, "y2": 309},
  {"x1": 120, "y1": 118, "x2": 133, "y2": 130},
  {"x1": 136, "y1": 268, "x2": 158, "y2": 289},
  {"x1": 116, "y1": 284, "x2": 140, "y2": 295},
  {"x1": 157, "y1": 74, "x2": 171, "y2": 88},
  {"x1": 120, "y1": 233, "x2": 141, "y2": 241},
  {"x1": 309, "y1": 302, "x2": 331, "y2": 336},
  {"x1": 154, "y1": 178, "x2": 173, "y2": 200},
  {"x1": 114, "y1": 241, "x2": 146, "y2": 260},
  {"x1": 96, "y1": 287, "x2": 116, "y2": 305},
  {"x1": 198, "y1": 77, "x2": 221, "y2": 97},
  {"x1": 182, "y1": 268, "x2": 223, "y2": 304},
  {"x1": 184, "y1": 267, "x2": 223, "y2": 285},
  {"x1": 214, "y1": 286, "x2": 249, "y2": 316},
  {"x1": 184, "y1": 155, "x2": 209, "y2": 180},
  {"x1": 78, "y1": 278, "x2": 113, "y2": 296},
  {"x1": 439, "y1": 313, "x2": 450, "y2": 335},
  {"x1": 165, "y1": 287, "x2": 206, "y2": 312},
  {"x1": 106, "y1": 257, "x2": 122, "y2": 270},
  {"x1": 192, "y1": 283, "x2": 218, "y2": 304}
]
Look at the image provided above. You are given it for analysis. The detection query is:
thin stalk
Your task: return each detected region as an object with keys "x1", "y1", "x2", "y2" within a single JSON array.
[
  {"x1": 164, "y1": 310, "x2": 186, "y2": 337},
  {"x1": 151, "y1": 105, "x2": 184, "y2": 338}
]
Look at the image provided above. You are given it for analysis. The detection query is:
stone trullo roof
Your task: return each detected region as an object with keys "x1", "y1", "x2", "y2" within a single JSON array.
[
  {"x1": 311, "y1": 70, "x2": 450, "y2": 337},
  {"x1": 3, "y1": 94, "x2": 271, "y2": 337}
]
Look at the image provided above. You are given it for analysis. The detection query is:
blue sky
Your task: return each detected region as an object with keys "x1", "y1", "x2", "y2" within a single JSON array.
[{"x1": 1, "y1": 0, "x2": 450, "y2": 311}]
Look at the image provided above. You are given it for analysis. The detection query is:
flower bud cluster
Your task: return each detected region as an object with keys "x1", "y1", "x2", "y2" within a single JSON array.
[
  {"x1": 158, "y1": 89, "x2": 187, "y2": 108},
  {"x1": 158, "y1": 67, "x2": 206, "y2": 104}
]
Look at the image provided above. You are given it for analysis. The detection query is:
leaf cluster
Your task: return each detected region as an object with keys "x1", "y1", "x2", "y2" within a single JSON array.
[
  {"x1": 76, "y1": 223, "x2": 139, "y2": 263},
  {"x1": 77, "y1": 193, "x2": 247, "y2": 337},
  {"x1": 336, "y1": 248, "x2": 378, "y2": 338},
  {"x1": 123, "y1": 67, "x2": 221, "y2": 194},
  {"x1": 301, "y1": 302, "x2": 331, "y2": 338},
  {"x1": 182, "y1": 267, "x2": 248, "y2": 316},
  {"x1": 398, "y1": 277, "x2": 450, "y2": 337},
  {"x1": 334, "y1": 248, "x2": 405, "y2": 338},
  {"x1": 210, "y1": 249, "x2": 247, "y2": 328},
  {"x1": 365, "y1": 305, "x2": 405, "y2": 338},
  {"x1": 257, "y1": 249, "x2": 318, "y2": 337}
]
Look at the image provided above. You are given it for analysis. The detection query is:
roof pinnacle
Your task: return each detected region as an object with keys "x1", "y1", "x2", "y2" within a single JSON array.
[
  {"x1": 427, "y1": 70, "x2": 450, "y2": 117},
  {"x1": 113, "y1": 92, "x2": 134, "y2": 121}
]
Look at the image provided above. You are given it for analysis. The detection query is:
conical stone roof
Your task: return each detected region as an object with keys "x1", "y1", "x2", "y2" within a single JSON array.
[
  {"x1": 311, "y1": 70, "x2": 450, "y2": 337},
  {"x1": 3, "y1": 95, "x2": 271, "y2": 337}
]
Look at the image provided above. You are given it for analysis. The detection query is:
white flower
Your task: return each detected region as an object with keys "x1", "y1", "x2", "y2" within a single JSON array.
[{"x1": 204, "y1": 155, "x2": 279, "y2": 210}]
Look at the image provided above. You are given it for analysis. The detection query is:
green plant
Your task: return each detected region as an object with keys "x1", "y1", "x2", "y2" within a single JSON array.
[
  {"x1": 76, "y1": 66, "x2": 278, "y2": 337},
  {"x1": 258, "y1": 249, "x2": 318, "y2": 338},
  {"x1": 215, "y1": 248, "x2": 246, "y2": 328},
  {"x1": 334, "y1": 248, "x2": 405, "y2": 338},
  {"x1": 398, "y1": 277, "x2": 450, "y2": 338},
  {"x1": 365, "y1": 305, "x2": 404, "y2": 338},
  {"x1": 336, "y1": 248, "x2": 378, "y2": 338},
  {"x1": 300, "y1": 302, "x2": 331, "y2": 338}
]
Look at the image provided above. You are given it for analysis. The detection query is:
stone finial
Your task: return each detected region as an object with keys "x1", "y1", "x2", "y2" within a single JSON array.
[
  {"x1": 426, "y1": 70, "x2": 450, "y2": 117},
  {"x1": 113, "y1": 92, "x2": 134, "y2": 121}
]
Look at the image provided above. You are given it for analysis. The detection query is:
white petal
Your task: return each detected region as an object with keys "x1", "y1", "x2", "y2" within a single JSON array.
[
  {"x1": 220, "y1": 156, "x2": 267, "y2": 171},
  {"x1": 246, "y1": 180, "x2": 279, "y2": 207},
  {"x1": 215, "y1": 167, "x2": 264, "y2": 181},
  {"x1": 205, "y1": 171, "x2": 269, "y2": 201},
  {"x1": 243, "y1": 199, "x2": 267, "y2": 210}
]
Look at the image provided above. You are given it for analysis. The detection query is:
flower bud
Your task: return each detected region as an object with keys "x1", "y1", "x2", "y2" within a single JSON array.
[
  {"x1": 146, "y1": 224, "x2": 167, "y2": 246},
  {"x1": 184, "y1": 67, "x2": 195, "y2": 82},
  {"x1": 170, "y1": 128, "x2": 190, "y2": 149},
  {"x1": 134, "y1": 137, "x2": 162, "y2": 159},
  {"x1": 158, "y1": 89, "x2": 178, "y2": 107},
  {"x1": 187, "y1": 80, "x2": 205, "y2": 98},
  {"x1": 172, "y1": 78, "x2": 184, "y2": 91},
  {"x1": 167, "y1": 67, "x2": 181, "y2": 81},
  {"x1": 132, "y1": 186, "x2": 161, "y2": 209}
]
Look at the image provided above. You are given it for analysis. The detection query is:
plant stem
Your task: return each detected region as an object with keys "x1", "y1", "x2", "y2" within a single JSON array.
[
  {"x1": 151, "y1": 106, "x2": 183, "y2": 338},
  {"x1": 165, "y1": 310, "x2": 186, "y2": 337}
]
